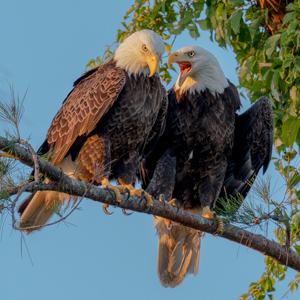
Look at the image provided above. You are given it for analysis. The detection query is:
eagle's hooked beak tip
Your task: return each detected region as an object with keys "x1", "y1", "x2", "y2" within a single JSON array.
[
  {"x1": 147, "y1": 54, "x2": 159, "y2": 77},
  {"x1": 167, "y1": 52, "x2": 179, "y2": 69}
]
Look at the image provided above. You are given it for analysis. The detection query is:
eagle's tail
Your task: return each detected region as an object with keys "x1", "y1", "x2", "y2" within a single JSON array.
[
  {"x1": 154, "y1": 216, "x2": 202, "y2": 288},
  {"x1": 18, "y1": 155, "x2": 78, "y2": 234}
]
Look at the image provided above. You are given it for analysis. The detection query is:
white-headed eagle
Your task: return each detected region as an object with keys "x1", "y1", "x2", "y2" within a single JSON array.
[
  {"x1": 140, "y1": 46, "x2": 273, "y2": 287},
  {"x1": 18, "y1": 29, "x2": 167, "y2": 233}
]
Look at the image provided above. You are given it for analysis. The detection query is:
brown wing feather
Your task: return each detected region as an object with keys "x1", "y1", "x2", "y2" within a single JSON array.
[{"x1": 45, "y1": 62, "x2": 126, "y2": 166}]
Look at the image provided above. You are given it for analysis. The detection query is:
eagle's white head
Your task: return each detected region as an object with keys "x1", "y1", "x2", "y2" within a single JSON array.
[
  {"x1": 114, "y1": 29, "x2": 165, "y2": 77},
  {"x1": 167, "y1": 46, "x2": 229, "y2": 96}
]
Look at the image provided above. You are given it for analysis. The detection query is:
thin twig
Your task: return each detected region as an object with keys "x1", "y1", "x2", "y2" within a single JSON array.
[{"x1": 18, "y1": 139, "x2": 39, "y2": 183}]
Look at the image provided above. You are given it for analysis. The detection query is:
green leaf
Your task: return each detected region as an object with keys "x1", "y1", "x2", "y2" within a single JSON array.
[
  {"x1": 282, "y1": 12, "x2": 296, "y2": 25},
  {"x1": 197, "y1": 19, "x2": 209, "y2": 31},
  {"x1": 272, "y1": 70, "x2": 279, "y2": 90},
  {"x1": 135, "y1": 0, "x2": 144, "y2": 9},
  {"x1": 188, "y1": 25, "x2": 200, "y2": 39},
  {"x1": 274, "y1": 227, "x2": 285, "y2": 244},
  {"x1": 260, "y1": 278, "x2": 268, "y2": 291},
  {"x1": 269, "y1": 276, "x2": 275, "y2": 286},
  {"x1": 289, "y1": 119, "x2": 300, "y2": 147},
  {"x1": 265, "y1": 34, "x2": 281, "y2": 58},
  {"x1": 283, "y1": 58, "x2": 293, "y2": 68},
  {"x1": 292, "y1": 214, "x2": 300, "y2": 228},
  {"x1": 281, "y1": 31, "x2": 288, "y2": 44},
  {"x1": 228, "y1": 0, "x2": 243, "y2": 6},
  {"x1": 161, "y1": 0, "x2": 165, "y2": 13},
  {"x1": 287, "y1": 20, "x2": 299, "y2": 35},
  {"x1": 151, "y1": 3, "x2": 161, "y2": 20},
  {"x1": 164, "y1": 43, "x2": 171, "y2": 53},
  {"x1": 216, "y1": 3, "x2": 224, "y2": 19},
  {"x1": 183, "y1": 10, "x2": 193, "y2": 25},
  {"x1": 282, "y1": 116, "x2": 296, "y2": 147},
  {"x1": 230, "y1": 10, "x2": 242, "y2": 34},
  {"x1": 294, "y1": 245, "x2": 300, "y2": 255},
  {"x1": 126, "y1": 6, "x2": 136, "y2": 15},
  {"x1": 286, "y1": 3, "x2": 295, "y2": 11},
  {"x1": 271, "y1": 80, "x2": 280, "y2": 102},
  {"x1": 274, "y1": 139, "x2": 283, "y2": 154},
  {"x1": 238, "y1": 25, "x2": 251, "y2": 44},
  {"x1": 288, "y1": 171, "x2": 300, "y2": 189},
  {"x1": 249, "y1": 16, "x2": 263, "y2": 38}
]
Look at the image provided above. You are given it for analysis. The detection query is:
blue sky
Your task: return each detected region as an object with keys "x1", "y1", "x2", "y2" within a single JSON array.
[{"x1": 0, "y1": 1, "x2": 298, "y2": 299}]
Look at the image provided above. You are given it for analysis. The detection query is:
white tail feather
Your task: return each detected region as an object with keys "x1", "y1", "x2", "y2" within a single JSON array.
[
  {"x1": 19, "y1": 155, "x2": 78, "y2": 234},
  {"x1": 154, "y1": 216, "x2": 202, "y2": 288}
]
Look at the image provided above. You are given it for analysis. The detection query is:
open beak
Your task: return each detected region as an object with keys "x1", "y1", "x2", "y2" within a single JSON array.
[
  {"x1": 167, "y1": 52, "x2": 193, "y2": 87},
  {"x1": 146, "y1": 54, "x2": 159, "y2": 77}
]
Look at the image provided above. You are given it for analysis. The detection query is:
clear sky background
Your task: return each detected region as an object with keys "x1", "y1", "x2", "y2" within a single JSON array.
[{"x1": 0, "y1": 1, "x2": 298, "y2": 299}]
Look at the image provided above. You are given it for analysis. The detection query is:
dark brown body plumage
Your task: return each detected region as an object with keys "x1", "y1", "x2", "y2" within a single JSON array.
[
  {"x1": 143, "y1": 81, "x2": 273, "y2": 211},
  {"x1": 39, "y1": 60, "x2": 167, "y2": 184},
  {"x1": 141, "y1": 80, "x2": 273, "y2": 288},
  {"x1": 19, "y1": 60, "x2": 167, "y2": 219}
]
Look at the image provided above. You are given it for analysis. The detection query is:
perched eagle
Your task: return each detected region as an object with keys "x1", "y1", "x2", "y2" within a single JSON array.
[
  {"x1": 140, "y1": 46, "x2": 273, "y2": 287},
  {"x1": 18, "y1": 29, "x2": 167, "y2": 233}
]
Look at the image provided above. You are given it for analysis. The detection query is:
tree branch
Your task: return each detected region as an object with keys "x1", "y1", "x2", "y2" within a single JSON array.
[{"x1": 1, "y1": 135, "x2": 300, "y2": 272}]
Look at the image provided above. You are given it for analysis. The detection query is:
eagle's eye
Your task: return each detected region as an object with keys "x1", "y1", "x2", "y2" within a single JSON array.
[
  {"x1": 188, "y1": 51, "x2": 195, "y2": 57},
  {"x1": 142, "y1": 44, "x2": 148, "y2": 51}
]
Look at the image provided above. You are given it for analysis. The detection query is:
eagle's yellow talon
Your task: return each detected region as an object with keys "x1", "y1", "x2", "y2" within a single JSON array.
[
  {"x1": 122, "y1": 184, "x2": 153, "y2": 208},
  {"x1": 167, "y1": 198, "x2": 180, "y2": 212},
  {"x1": 202, "y1": 206, "x2": 223, "y2": 235},
  {"x1": 122, "y1": 208, "x2": 133, "y2": 216},
  {"x1": 103, "y1": 203, "x2": 114, "y2": 215}
]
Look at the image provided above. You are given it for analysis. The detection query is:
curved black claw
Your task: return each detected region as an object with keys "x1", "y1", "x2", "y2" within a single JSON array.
[
  {"x1": 159, "y1": 194, "x2": 166, "y2": 205},
  {"x1": 145, "y1": 205, "x2": 152, "y2": 213},
  {"x1": 122, "y1": 208, "x2": 133, "y2": 216},
  {"x1": 104, "y1": 185, "x2": 114, "y2": 198},
  {"x1": 173, "y1": 199, "x2": 180, "y2": 213},
  {"x1": 125, "y1": 187, "x2": 131, "y2": 201},
  {"x1": 213, "y1": 212, "x2": 217, "y2": 221},
  {"x1": 139, "y1": 191, "x2": 146, "y2": 203},
  {"x1": 103, "y1": 204, "x2": 114, "y2": 215}
]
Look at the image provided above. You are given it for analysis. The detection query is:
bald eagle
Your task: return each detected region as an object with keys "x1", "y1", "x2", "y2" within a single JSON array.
[
  {"x1": 140, "y1": 46, "x2": 273, "y2": 287},
  {"x1": 18, "y1": 29, "x2": 168, "y2": 233}
]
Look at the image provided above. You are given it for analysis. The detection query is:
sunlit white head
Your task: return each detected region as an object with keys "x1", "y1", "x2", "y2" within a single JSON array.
[
  {"x1": 114, "y1": 29, "x2": 165, "y2": 77},
  {"x1": 167, "y1": 46, "x2": 229, "y2": 96}
]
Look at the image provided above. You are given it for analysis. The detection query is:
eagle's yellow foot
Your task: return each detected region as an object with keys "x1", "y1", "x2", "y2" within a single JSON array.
[
  {"x1": 124, "y1": 184, "x2": 153, "y2": 212},
  {"x1": 202, "y1": 206, "x2": 215, "y2": 219},
  {"x1": 158, "y1": 195, "x2": 180, "y2": 212},
  {"x1": 167, "y1": 198, "x2": 180, "y2": 213},
  {"x1": 101, "y1": 178, "x2": 130, "y2": 215},
  {"x1": 158, "y1": 195, "x2": 180, "y2": 230},
  {"x1": 202, "y1": 206, "x2": 223, "y2": 235}
]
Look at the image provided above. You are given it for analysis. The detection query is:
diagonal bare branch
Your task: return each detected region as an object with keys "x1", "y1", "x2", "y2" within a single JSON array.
[{"x1": 1, "y1": 135, "x2": 300, "y2": 272}]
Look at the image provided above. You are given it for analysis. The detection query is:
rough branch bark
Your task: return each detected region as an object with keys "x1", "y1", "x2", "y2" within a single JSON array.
[{"x1": 1, "y1": 135, "x2": 300, "y2": 272}]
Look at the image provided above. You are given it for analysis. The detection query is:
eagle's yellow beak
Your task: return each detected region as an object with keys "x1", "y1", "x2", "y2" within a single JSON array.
[
  {"x1": 146, "y1": 54, "x2": 159, "y2": 77},
  {"x1": 167, "y1": 52, "x2": 180, "y2": 69},
  {"x1": 167, "y1": 52, "x2": 193, "y2": 87}
]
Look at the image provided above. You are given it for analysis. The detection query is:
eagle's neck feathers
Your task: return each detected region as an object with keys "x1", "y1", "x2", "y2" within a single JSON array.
[{"x1": 115, "y1": 46, "x2": 151, "y2": 77}]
